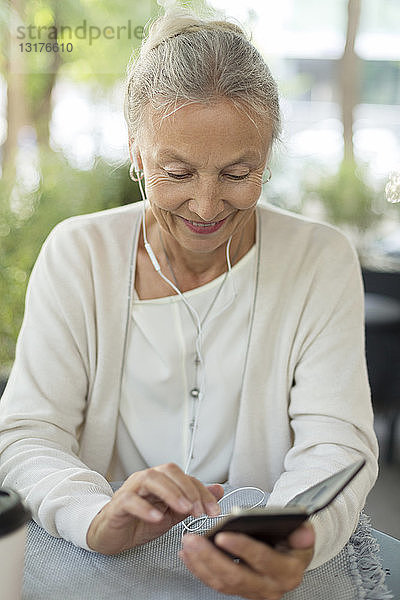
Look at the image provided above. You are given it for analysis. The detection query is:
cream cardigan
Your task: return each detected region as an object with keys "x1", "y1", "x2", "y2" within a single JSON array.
[
  {"x1": 0, "y1": 201, "x2": 378, "y2": 570},
  {"x1": 113, "y1": 245, "x2": 256, "y2": 483}
]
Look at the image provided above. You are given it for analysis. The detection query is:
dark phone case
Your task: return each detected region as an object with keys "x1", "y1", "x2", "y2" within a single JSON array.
[
  {"x1": 205, "y1": 458, "x2": 366, "y2": 551},
  {"x1": 206, "y1": 509, "x2": 308, "y2": 548}
]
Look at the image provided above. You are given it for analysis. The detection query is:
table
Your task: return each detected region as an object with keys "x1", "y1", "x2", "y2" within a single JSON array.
[
  {"x1": 372, "y1": 529, "x2": 400, "y2": 598},
  {"x1": 22, "y1": 485, "x2": 393, "y2": 600}
]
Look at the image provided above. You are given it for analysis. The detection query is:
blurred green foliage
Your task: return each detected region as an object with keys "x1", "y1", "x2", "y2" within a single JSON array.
[
  {"x1": 312, "y1": 160, "x2": 381, "y2": 232},
  {"x1": 0, "y1": 0, "x2": 214, "y2": 371},
  {"x1": 0, "y1": 149, "x2": 140, "y2": 369}
]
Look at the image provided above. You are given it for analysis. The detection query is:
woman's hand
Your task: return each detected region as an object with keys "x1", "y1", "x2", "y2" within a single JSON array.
[
  {"x1": 180, "y1": 521, "x2": 315, "y2": 600},
  {"x1": 86, "y1": 463, "x2": 224, "y2": 555}
]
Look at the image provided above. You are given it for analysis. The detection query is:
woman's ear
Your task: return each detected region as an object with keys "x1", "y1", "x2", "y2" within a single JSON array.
[{"x1": 128, "y1": 137, "x2": 144, "y2": 171}]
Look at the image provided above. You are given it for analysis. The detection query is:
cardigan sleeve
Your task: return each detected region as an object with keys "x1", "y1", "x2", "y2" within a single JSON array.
[
  {"x1": 265, "y1": 225, "x2": 379, "y2": 570},
  {"x1": 0, "y1": 221, "x2": 113, "y2": 551}
]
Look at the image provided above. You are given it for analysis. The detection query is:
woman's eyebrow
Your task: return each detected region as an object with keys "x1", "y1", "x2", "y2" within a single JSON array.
[{"x1": 156, "y1": 149, "x2": 260, "y2": 167}]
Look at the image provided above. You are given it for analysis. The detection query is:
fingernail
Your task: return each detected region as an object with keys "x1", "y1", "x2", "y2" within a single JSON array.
[
  {"x1": 214, "y1": 533, "x2": 226, "y2": 546},
  {"x1": 150, "y1": 509, "x2": 163, "y2": 520},
  {"x1": 206, "y1": 502, "x2": 220, "y2": 516}
]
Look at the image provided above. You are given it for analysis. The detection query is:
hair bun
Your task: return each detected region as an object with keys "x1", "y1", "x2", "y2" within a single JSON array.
[
  {"x1": 125, "y1": 3, "x2": 281, "y2": 147},
  {"x1": 140, "y1": 5, "x2": 248, "y2": 57}
]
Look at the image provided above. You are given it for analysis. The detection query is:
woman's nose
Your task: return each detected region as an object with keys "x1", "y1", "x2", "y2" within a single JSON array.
[{"x1": 187, "y1": 180, "x2": 225, "y2": 221}]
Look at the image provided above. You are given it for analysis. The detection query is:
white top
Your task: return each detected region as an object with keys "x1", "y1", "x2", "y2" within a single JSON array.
[
  {"x1": 110, "y1": 246, "x2": 256, "y2": 483},
  {"x1": 0, "y1": 202, "x2": 379, "y2": 570}
]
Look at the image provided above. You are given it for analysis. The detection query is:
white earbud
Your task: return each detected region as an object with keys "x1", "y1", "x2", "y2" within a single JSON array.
[
  {"x1": 132, "y1": 154, "x2": 141, "y2": 174},
  {"x1": 132, "y1": 155, "x2": 160, "y2": 271}
]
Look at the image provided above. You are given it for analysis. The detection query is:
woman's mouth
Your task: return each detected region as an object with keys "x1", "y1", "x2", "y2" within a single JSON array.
[{"x1": 181, "y1": 216, "x2": 228, "y2": 234}]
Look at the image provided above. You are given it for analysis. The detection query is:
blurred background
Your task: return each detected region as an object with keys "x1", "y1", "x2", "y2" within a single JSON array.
[{"x1": 0, "y1": 0, "x2": 399, "y2": 536}]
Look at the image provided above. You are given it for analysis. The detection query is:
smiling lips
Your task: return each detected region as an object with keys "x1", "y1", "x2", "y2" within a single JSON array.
[{"x1": 181, "y1": 216, "x2": 228, "y2": 234}]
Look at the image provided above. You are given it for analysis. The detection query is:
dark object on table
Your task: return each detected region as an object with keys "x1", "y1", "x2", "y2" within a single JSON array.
[
  {"x1": 0, "y1": 488, "x2": 32, "y2": 600},
  {"x1": 206, "y1": 459, "x2": 365, "y2": 548}
]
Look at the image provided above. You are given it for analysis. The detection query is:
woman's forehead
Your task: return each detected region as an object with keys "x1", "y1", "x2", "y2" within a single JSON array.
[
  {"x1": 140, "y1": 100, "x2": 272, "y2": 162},
  {"x1": 155, "y1": 148, "x2": 263, "y2": 167}
]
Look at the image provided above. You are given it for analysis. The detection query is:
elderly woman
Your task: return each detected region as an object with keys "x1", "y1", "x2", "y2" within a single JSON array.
[{"x1": 0, "y1": 7, "x2": 378, "y2": 599}]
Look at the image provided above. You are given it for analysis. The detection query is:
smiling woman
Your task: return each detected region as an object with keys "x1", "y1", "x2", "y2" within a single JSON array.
[
  {"x1": 0, "y1": 5, "x2": 379, "y2": 600},
  {"x1": 125, "y1": 8, "x2": 278, "y2": 293},
  {"x1": 132, "y1": 98, "x2": 271, "y2": 295}
]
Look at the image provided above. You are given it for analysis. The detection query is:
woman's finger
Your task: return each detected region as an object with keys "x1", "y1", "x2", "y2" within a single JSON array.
[
  {"x1": 187, "y1": 479, "x2": 222, "y2": 516},
  {"x1": 206, "y1": 483, "x2": 225, "y2": 499},
  {"x1": 125, "y1": 468, "x2": 195, "y2": 514},
  {"x1": 152, "y1": 464, "x2": 204, "y2": 514},
  {"x1": 112, "y1": 490, "x2": 165, "y2": 523},
  {"x1": 214, "y1": 532, "x2": 304, "y2": 587},
  {"x1": 150, "y1": 464, "x2": 221, "y2": 517},
  {"x1": 287, "y1": 521, "x2": 315, "y2": 549},
  {"x1": 122, "y1": 464, "x2": 219, "y2": 518}
]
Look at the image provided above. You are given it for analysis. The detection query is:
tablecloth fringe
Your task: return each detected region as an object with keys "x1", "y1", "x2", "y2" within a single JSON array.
[{"x1": 347, "y1": 512, "x2": 393, "y2": 600}]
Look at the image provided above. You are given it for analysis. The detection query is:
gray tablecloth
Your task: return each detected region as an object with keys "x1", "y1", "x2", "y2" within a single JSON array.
[{"x1": 22, "y1": 485, "x2": 393, "y2": 600}]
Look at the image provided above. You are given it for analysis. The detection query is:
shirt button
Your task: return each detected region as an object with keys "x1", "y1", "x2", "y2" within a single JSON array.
[{"x1": 190, "y1": 388, "x2": 200, "y2": 398}]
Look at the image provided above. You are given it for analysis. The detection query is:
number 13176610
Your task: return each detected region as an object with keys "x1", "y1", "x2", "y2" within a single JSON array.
[{"x1": 18, "y1": 42, "x2": 73, "y2": 52}]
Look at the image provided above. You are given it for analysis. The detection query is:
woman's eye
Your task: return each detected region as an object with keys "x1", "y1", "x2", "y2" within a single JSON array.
[
  {"x1": 226, "y1": 173, "x2": 250, "y2": 180},
  {"x1": 166, "y1": 172, "x2": 191, "y2": 179},
  {"x1": 165, "y1": 171, "x2": 250, "y2": 180}
]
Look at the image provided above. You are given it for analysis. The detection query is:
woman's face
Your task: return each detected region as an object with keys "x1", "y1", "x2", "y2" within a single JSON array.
[{"x1": 133, "y1": 99, "x2": 272, "y2": 256}]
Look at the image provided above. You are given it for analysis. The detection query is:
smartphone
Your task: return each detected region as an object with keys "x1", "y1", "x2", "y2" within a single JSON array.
[{"x1": 206, "y1": 458, "x2": 366, "y2": 549}]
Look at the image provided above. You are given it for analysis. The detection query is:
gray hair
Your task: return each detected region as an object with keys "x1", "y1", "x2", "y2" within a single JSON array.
[{"x1": 124, "y1": 7, "x2": 281, "y2": 148}]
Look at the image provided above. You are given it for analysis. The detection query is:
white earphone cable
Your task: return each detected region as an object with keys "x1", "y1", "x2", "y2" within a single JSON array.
[
  {"x1": 136, "y1": 168, "x2": 235, "y2": 474},
  {"x1": 131, "y1": 162, "x2": 266, "y2": 515}
]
